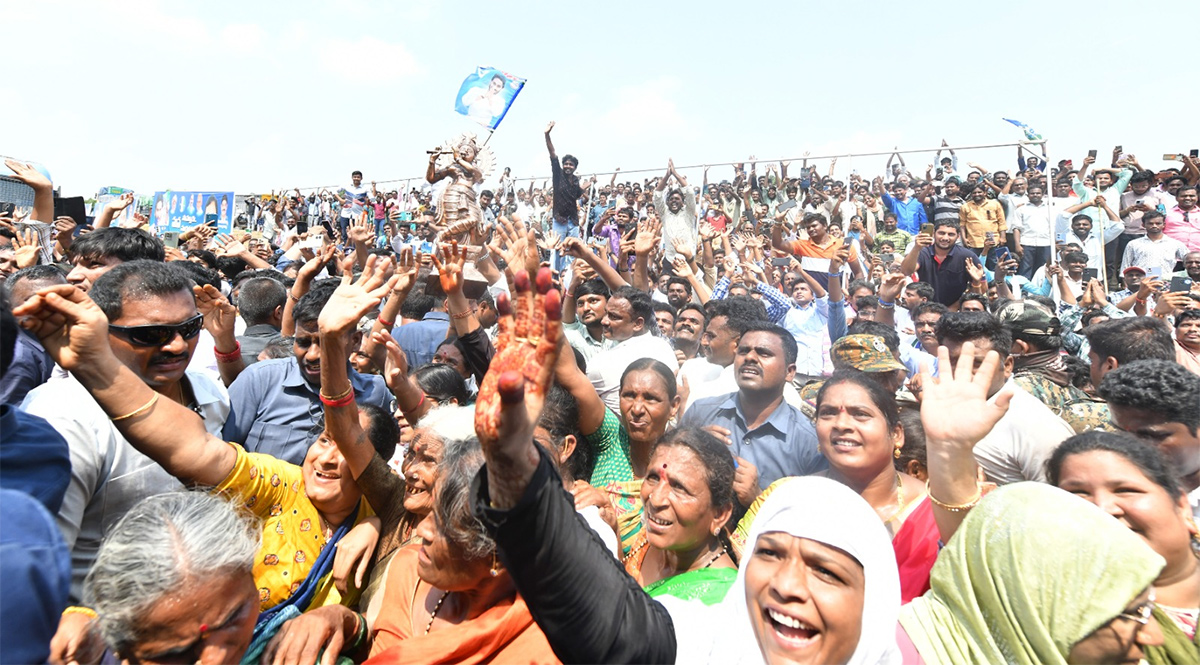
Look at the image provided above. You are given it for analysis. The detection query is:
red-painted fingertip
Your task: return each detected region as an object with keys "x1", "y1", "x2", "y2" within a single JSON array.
[
  {"x1": 535, "y1": 267, "x2": 553, "y2": 294},
  {"x1": 544, "y1": 289, "x2": 561, "y2": 320},
  {"x1": 513, "y1": 270, "x2": 530, "y2": 292},
  {"x1": 496, "y1": 291, "x2": 512, "y2": 316},
  {"x1": 498, "y1": 371, "x2": 525, "y2": 403}
]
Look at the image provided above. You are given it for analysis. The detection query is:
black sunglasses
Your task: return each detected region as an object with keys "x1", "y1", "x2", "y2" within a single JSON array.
[{"x1": 109, "y1": 314, "x2": 204, "y2": 347}]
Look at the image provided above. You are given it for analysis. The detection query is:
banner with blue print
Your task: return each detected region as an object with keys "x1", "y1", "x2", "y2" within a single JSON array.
[
  {"x1": 150, "y1": 190, "x2": 235, "y2": 233},
  {"x1": 454, "y1": 67, "x2": 526, "y2": 131}
]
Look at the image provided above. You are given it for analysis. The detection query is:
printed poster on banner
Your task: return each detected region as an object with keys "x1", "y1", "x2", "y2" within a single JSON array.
[
  {"x1": 150, "y1": 191, "x2": 235, "y2": 233},
  {"x1": 454, "y1": 66, "x2": 526, "y2": 131},
  {"x1": 92, "y1": 186, "x2": 136, "y2": 226}
]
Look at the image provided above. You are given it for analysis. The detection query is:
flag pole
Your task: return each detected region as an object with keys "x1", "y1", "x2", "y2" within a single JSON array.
[{"x1": 482, "y1": 129, "x2": 495, "y2": 148}]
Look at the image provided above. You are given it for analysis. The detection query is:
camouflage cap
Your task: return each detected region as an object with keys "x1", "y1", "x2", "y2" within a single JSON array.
[
  {"x1": 996, "y1": 300, "x2": 1062, "y2": 337},
  {"x1": 831, "y1": 334, "x2": 906, "y2": 373}
]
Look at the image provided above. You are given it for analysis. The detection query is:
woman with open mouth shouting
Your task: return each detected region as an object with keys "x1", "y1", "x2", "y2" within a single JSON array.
[{"x1": 466, "y1": 266, "x2": 904, "y2": 664}]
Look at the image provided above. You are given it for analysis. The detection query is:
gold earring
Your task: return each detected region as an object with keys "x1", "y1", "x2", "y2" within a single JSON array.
[{"x1": 893, "y1": 445, "x2": 902, "y2": 459}]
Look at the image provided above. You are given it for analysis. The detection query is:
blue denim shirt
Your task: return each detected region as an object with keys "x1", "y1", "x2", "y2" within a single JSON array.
[
  {"x1": 681, "y1": 391, "x2": 827, "y2": 490},
  {"x1": 222, "y1": 358, "x2": 391, "y2": 466},
  {"x1": 391, "y1": 311, "x2": 451, "y2": 369}
]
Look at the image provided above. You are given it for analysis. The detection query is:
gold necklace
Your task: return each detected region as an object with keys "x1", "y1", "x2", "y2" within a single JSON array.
[{"x1": 424, "y1": 589, "x2": 447, "y2": 635}]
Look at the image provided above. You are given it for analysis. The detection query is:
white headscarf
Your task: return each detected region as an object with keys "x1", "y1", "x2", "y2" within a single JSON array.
[{"x1": 663, "y1": 476, "x2": 901, "y2": 665}]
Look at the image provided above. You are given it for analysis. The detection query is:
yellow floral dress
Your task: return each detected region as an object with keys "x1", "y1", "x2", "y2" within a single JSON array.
[{"x1": 214, "y1": 443, "x2": 373, "y2": 611}]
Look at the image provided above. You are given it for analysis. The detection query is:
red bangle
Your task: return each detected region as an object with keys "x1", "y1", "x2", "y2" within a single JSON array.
[
  {"x1": 376, "y1": 316, "x2": 394, "y2": 328},
  {"x1": 319, "y1": 391, "x2": 357, "y2": 408},
  {"x1": 214, "y1": 341, "x2": 242, "y2": 363},
  {"x1": 403, "y1": 391, "x2": 425, "y2": 413}
]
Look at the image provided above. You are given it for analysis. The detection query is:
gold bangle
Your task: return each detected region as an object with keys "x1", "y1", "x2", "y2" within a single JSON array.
[
  {"x1": 111, "y1": 393, "x2": 159, "y2": 422},
  {"x1": 925, "y1": 480, "x2": 982, "y2": 512},
  {"x1": 451, "y1": 309, "x2": 475, "y2": 320},
  {"x1": 320, "y1": 384, "x2": 354, "y2": 402},
  {"x1": 63, "y1": 606, "x2": 98, "y2": 620}
]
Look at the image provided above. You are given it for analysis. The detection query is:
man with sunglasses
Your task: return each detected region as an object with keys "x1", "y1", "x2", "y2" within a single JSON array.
[{"x1": 21, "y1": 261, "x2": 230, "y2": 603}]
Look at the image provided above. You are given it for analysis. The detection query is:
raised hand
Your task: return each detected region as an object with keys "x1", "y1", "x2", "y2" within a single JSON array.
[
  {"x1": 211, "y1": 233, "x2": 248, "y2": 258},
  {"x1": 431, "y1": 240, "x2": 467, "y2": 295},
  {"x1": 474, "y1": 269, "x2": 562, "y2": 499},
  {"x1": 349, "y1": 211, "x2": 376, "y2": 245},
  {"x1": 740, "y1": 262, "x2": 761, "y2": 287},
  {"x1": 544, "y1": 121, "x2": 555, "y2": 134},
  {"x1": 12, "y1": 285, "x2": 114, "y2": 373},
  {"x1": 318, "y1": 254, "x2": 398, "y2": 336},
  {"x1": 193, "y1": 284, "x2": 238, "y2": 341},
  {"x1": 108, "y1": 192, "x2": 134, "y2": 212},
  {"x1": 559, "y1": 236, "x2": 588, "y2": 259},
  {"x1": 878, "y1": 272, "x2": 908, "y2": 304},
  {"x1": 373, "y1": 329, "x2": 411, "y2": 396},
  {"x1": 920, "y1": 341, "x2": 1012, "y2": 450},
  {"x1": 538, "y1": 229, "x2": 563, "y2": 253},
  {"x1": 4, "y1": 159, "x2": 51, "y2": 191},
  {"x1": 12, "y1": 227, "x2": 41, "y2": 268},
  {"x1": 964, "y1": 258, "x2": 986, "y2": 284},
  {"x1": 670, "y1": 235, "x2": 695, "y2": 261},
  {"x1": 392, "y1": 246, "x2": 421, "y2": 298},
  {"x1": 671, "y1": 255, "x2": 694, "y2": 278},
  {"x1": 633, "y1": 218, "x2": 660, "y2": 256}
]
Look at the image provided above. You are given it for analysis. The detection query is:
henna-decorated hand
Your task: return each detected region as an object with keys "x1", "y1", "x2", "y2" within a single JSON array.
[{"x1": 474, "y1": 268, "x2": 561, "y2": 509}]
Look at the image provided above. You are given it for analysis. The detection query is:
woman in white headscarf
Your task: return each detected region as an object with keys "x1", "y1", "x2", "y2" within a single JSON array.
[
  {"x1": 466, "y1": 268, "x2": 903, "y2": 664},
  {"x1": 671, "y1": 476, "x2": 902, "y2": 665}
]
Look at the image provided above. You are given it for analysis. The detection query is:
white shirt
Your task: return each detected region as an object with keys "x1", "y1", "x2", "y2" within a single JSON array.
[
  {"x1": 587, "y1": 333, "x2": 680, "y2": 412},
  {"x1": 22, "y1": 370, "x2": 230, "y2": 601},
  {"x1": 1059, "y1": 222, "x2": 1123, "y2": 272},
  {"x1": 973, "y1": 378, "x2": 1074, "y2": 484},
  {"x1": 1010, "y1": 200, "x2": 1054, "y2": 246}
]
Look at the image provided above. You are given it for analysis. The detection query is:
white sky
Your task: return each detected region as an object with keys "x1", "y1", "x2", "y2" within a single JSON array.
[{"x1": 5, "y1": 0, "x2": 1199, "y2": 198}]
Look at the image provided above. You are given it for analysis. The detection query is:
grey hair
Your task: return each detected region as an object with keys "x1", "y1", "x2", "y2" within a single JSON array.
[
  {"x1": 417, "y1": 404, "x2": 478, "y2": 450},
  {"x1": 432, "y1": 437, "x2": 491, "y2": 561},
  {"x1": 83, "y1": 492, "x2": 261, "y2": 654}
]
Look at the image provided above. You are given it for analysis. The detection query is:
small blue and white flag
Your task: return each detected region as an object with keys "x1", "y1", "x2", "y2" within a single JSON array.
[
  {"x1": 455, "y1": 67, "x2": 526, "y2": 131},
  {"x1": 1002, "y1": 118, "x2": 1042, "y2": 142}
]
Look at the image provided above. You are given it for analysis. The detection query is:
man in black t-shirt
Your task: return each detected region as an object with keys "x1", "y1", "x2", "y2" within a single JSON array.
[{"x1": 544, "y1": 121, "x2": 592, "y2": 271}]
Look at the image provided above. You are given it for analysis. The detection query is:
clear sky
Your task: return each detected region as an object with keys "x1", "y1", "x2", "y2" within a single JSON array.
[{"x1": 5, "y1": 0, "x2": 1198, "y2": 198}]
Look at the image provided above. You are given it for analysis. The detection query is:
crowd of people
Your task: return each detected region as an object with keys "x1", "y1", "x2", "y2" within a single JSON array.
[{"x1": 0, "y1": 128, "x2": 1198, "y2": 665}]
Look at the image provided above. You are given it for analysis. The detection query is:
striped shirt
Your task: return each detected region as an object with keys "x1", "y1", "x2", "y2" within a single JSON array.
[{"x1": 930, "y1": 195, "x2": 964, "y2": 226}]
